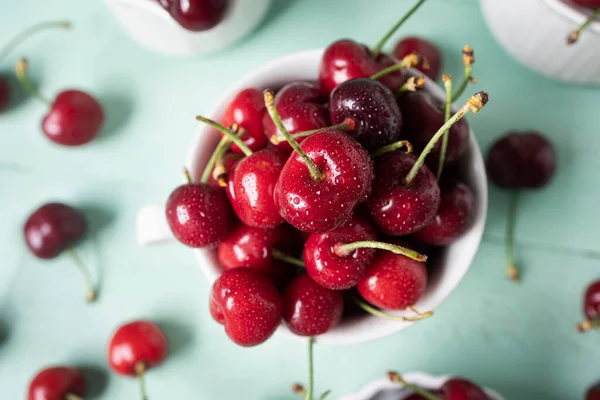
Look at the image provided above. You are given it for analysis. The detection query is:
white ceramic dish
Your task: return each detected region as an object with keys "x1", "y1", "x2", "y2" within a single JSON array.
[
  {"x1": 339, "y1": 372, "x2": 505, "y2": 400},
  {"x1": 103, "y1": 0, "x2": 272, "y2": 56},
  {"x1": 136, "y1": 49, "x2": 488, "y2": 345},
  {"x1": 480, "y1": 0, "x2": 600, "y2": 84}
]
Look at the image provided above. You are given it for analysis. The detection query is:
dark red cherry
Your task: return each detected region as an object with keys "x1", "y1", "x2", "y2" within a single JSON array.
[
  {"x1": 486, "y1": 131, "x2": 557, "y2": 189},
  {"x1": 166, "y1": 182, "x2": 232, "y2": 247},
  {"x1": 210, "y1": 268, "x2": 282, "y2": 346},
  {"x1": 217, "y1": 223, "x2": 279, "y2": 272},
  {"x1": 227, "y1": 147, "x2": 286, "y2": 228},
  {"x1": 208, "y1": 152, "x2": 241, "y2": 187},
  {"x1": 441, "y1": 378, "x2": 488, "y2": 400},
  {"x1": 274, "y1": 129, "x2": 374, "y2": 233},
  {"x1": 24, "y1": 203, "x2": 86, "y2": 259},
  {"x1": 163, "y1": 0, "x2": 229, "y2": 32},
  {"x1": 587, "y1": 382, "x2": 600, "y2": 400},
  {"x1": 263, "y1": 82, "x2": 328, "y2": 154},
  {"x1": 394, "y1": 36, "x2": 442, "y2": 81},
  {"x1": 572, "y1": 0, "x2": 600, "y2": 8},
  {"x1": 282, "y1": 274, "x2": 343, "y2": 336},
  {"x1": 368, "y1": 151, "x2": 440, "y2": 236},
  {"x1": 329, "y1": 78, "x2": 402, "y2": 151},
  {"x1": 319, "y1": 39, "x2": 405, "y2": 95},
  {"x1": 222, "y1": 88, "x2": 268, "y2": 154},
  {"x1": 357, "y1": 249, "x2": 428, "y2": 310},
  {"x1": 0, "y1": 74, "x2": 9, "y2": 111},
  {"x1": 584, "y1": 281, "x2": 600, "y2": 320},
  {"x1": 304, "y1": 216, "x2": 377, "y2": 290},
  {"x1": 28, "y1": 366, "x2": 86, "y2": 400},
  {"x1": 413, "y1": 181, "x2": 474, "y2": 246}
]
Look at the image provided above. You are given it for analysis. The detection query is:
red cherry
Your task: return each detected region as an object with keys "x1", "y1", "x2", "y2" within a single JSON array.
[
  {"x1": 319, "y1": 39, "x2": 405, "y2": 95},
  {"x1": 210, "y1": 268, "x2": 282, "y2": 346},
  {"x1": 222, "y1": 88, "x2": 268, "y2": 154},
  {"x1": 303, "y1": 216, "x2": 377, "y2": 290},
  {"x1": 368, "y1": 151, "x2": 441, "y2": 236},
  {"x1": 217, "y1": 223, "x2": 279, "y2": 272},
  {"x1": 27, "y1": 366, "x2": 86, "y2": 400},
  {"x1": 576, "y1": 280, "x2": 600, "y2": 332},
  {"x1": 263, "y1": 82, "x2": 328, "y2": 154},
  {"x1": 572, "y1": 0, "x2": 600, "y2": 8},
  {"x1": 394, "y1": 36, "x2": 442, "y2": 81},
  {"x1": 282, "y1": 274, "x2": 343, "y2": 336},
  {"x1": 587, "y1": 382, "x2": 600, "y2": 400},
  {"x1": 227, "y1": 147, "x2": 286, "y2": 228},
  {"x1": 166, "y1": 182, "x2": 232, "y2": 247},
  {"x1": 357, "y1": 250, "x2": 428, "y2": 310},
  {"x1": 0, "y1": 74, "x2": 9, "y2": 111},
  {"x1": 208, "y1": 152, "x2": 242, "y2": 188},
  {"x1": 162, "y1": 0, "x2": 229, "y2": 32},
  {"x1": 413, "y1": 181, "x2": 474, "y2": 246},
  {"x1": 441, "y1": 378, "x2": 488, "y2": 400}
]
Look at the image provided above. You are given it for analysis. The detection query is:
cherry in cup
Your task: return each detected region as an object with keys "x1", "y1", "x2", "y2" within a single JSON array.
[
  {"x1": 159, "y1": 0, "x2": 229, "y2": 32},
  {"x1": 217, "y1": 223, "x2": 280, "y2": 272},
  {"x1": 388, "y1": 372, "x2": 488, "y2": 400},
  {"x1": 28, "y1": 366, "x2": 86, "y2": 400},
  {"x1": 394, "y1": 36, "x2": 442, "y2": 81},
  {"x1": 222, "y1": 87, "x2": 268, "y2": 154}
]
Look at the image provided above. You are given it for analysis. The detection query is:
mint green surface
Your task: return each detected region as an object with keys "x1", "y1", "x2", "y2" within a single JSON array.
[{"x1": 1, "y1": 0, "x2": 599, "y2": 399}]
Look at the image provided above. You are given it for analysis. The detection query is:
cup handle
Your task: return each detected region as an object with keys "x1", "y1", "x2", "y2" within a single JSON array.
[{"x1": 136, "y1": 204, "x2": 175, "y2": 245}]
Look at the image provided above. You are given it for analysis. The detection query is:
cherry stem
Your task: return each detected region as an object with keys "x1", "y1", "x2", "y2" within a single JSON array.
[
  {"x1": 387, "y1": 371, "x2": 442, "y2": 400},
  {"x1": 200, "y1": 136, "x2": 233, "y2": 184},
  {"x1": 14, "y1": 59, "x2": 51, "y2": 105},
  {"x1": 270, "y1": 118, "x2": 356, "y2": 145},
  {"x1": 354, "y1": 297, "x2": 433, "y2": 322},
  {"x1": 135, "y1": 361, "x2": 149, "y2": 400},
  {"x1": 436, "y1": 74, "x2": 453, "y2": 181},
  {"x1": 67, "y1": 249, "x2": 96, "y2": 303},
  {"x1": 372, "y1": 0, "x2": 428, "y2": 55},
  {"x1": 264, "y1": 89, "x2": 325, "y2": 181},
  {"x1": 183, "y1": 168, "x2": 193, "y2": 184},
  {"x1": 370, "y1": 140, "x2": 413, "y2": 158},
  {"x1": 0, "y1": 20, "x2": 70, "y2": 63},
  {"x1": 65, "y1": 394, "x2": 84, "y2": 400},
  {"x1": 306, "y1": 337, "x2": 315, "y2": 400},
  {"x1": 370, "y1": 53, "x2": 424, "y2": 80},
  {"x1": 506, "y1": 191, "x2": 519, "y2": 282},
  {"x1": 576, "y1": 319, "x2": 600, "y2": 332},
  {"x1": 334, "y1": 241, "x2": 427, "y2": 262},
  {"x1": 404, "y1": 91, "x2": 489, "y2": 186},
  {"x1": 396, "y1": 76, "x2": 425, "y2": 93},
  {"x1": 272, "y1": 249, "x2": 305, "y2": 268},
  {"x1": 450, "y1": 45, "x2": 475, "y2": 103},
  {"x1": 195, "y1": 116, "x2": 253, "y2": 157},
  {"x1": 568, "y1": 8, "x2": 600, "y2": 44}
]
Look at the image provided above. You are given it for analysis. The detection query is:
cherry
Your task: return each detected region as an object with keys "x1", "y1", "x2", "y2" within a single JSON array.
[
  {"x1": 329, "y1": 78, "x2": 402, "y2": 151},
  {"x1": 28, "y1": 366, "x2": 86, "y2": 400},
  {"x1": 208, "y1": 152, "x2": 242, "y2": 188},
  {"x1": 282, "y1": 274, "x2": 343, "y2": 336},
  {"x1": 576, "y1": 280, "x2": 600, "y2": 332},
  {"x1": 388, "y1": 371, "x2": 442, "y2": 400},
  {"x1": 210, "y1": 268, "x2": 282, "y2": 346},
  {"x1": 161, "y1": 0, "x2": 229, "y2": 32},
  {"x1": 0, "y1": 74, "x2": 8, "y2": 111},
  {"x1": 15, "y1": 59, "x2": 104, "y2": 146},
  {"x1": 441, "y1": 378, "x2": 488, "y2": 400},
  {"x1": 587, "y1": 382, "x2": 600, "y2": 400},
  {"x1": 413, "y1": 181, "x2": 474, "y2": 246},
  {"x1": 217, "y1": 223, "x2": 279, "y2": 272},
  {"x1": 572, "y1": 0, "x2": 600, "y2": 8},
  {"x1": 108, "y1": 320, "x2": 168, "y2": 399},
  {"x1": 394, "y1": 36, "x2": 442, "y2": 81},
  {"x1": 222, "y1": 88, "x2": 268, "y2": 154}
]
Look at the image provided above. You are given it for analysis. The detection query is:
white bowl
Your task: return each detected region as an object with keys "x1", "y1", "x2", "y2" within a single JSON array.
[
  {"x1": 481, "y1": 0, "x2": 600, "y2": 84},
  {"x1": 137, "y1": 49, "x2": 488, "y2": 345},
  {"x1": 339, "y1": 372, "x2": 505, "y2": 400},
  {"x1": 103, "y1": 0, "x2": 271, "y2": 56}
]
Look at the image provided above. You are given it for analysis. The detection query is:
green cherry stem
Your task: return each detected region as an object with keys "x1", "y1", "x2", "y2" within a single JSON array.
[
  {"x1": 372, "y1": 0, "x2": 428, "y2": 55},
  {"x1": 334, "y1": 241, "x2": 427, "y2": 262},
  {"x1": 387, "y1": 371, "x2": 442, "y2": 400},
  {"x1": 450, "y1": 45, "x2": 475, "y2": 103},
  {"x1": 270, "y1": 118, "x2": 356, "y2": 145},
  {"x1": 264, "y1": 89, "x2": 325, "y2": 181},
  {"x1": 567, "y1": 8, "x2": 600, "y2": 44},
  {"x1": 404, "y1": 91, "x2": 489, "y2": 186},
  {"x1": 306, "y1": 337, "x2": 315, "y2": 400},
  {"x1": 354, "y1": 297, "x2": 433, "y2": 322},
  {"x1": 272, "y1": 249, "x2": 305, "y2": 268},
  {"x1": 506, "y1": 191, "x2": 520, "y2": 282},
  {"x1": 15, "y1": 59, "x2": 51, "y2": 105},
  {"x1": 436, "y1": 74, "x2": 453, "y2": 181},
  {"x1": 195, "y1": 116, "x2": 253, "y2": 157},
  {"x1": 67, "y1": 249, "x2": 96, "y2": 303},
  {"x1": 200, "y1": 136, "x2": 233, "y2": 184},
  {"x1": 135, "y1": 362, "x2": 149, "y2": 400},
  {"x1": 317, "y1": 390, "x2": 332, "y2": 400},
  {"x1": 183, "y1": 168, "x2": 193, "y2": 184},
  {"x1": 65, "y1": 394, "x2": 84, "y2": 400},
  {"x1": 0, "y1": 20, "x2": 70, "y2": 63},
  {"x1": 370, "y1": 140, "x2": 413, "y2": 158},
  {"x1": 370, "y1": 53, "x2": 424, "y2": 80}
]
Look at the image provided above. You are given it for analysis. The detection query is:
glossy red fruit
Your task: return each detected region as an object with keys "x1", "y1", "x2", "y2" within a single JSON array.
[
  {"x1": 0, "y1": 74, "x2": 9, "y2": 111},
  {"x1": 282, "y1": 274, "x2": 343, "y2": 336},
  {"x1": 162, "y1": 0, "x2": 229, "y2": 32},
  {"x1": 166, "y1": 182, "x2": 232, "y2": 247},
  {"x1": 319, "y1": 39, "x2": 405, "y2": 95},
  {"x1": 329, "y1": 78, "x2": 402, "y2": 151},
  {"x1": 398, "y1": 91, "x2": 469, "y2": 169},
  {"x1": 222, "y1": 88, "x2": 268, "y2": 153},
  {"x1": 24, "y1": 203, "x2": 87, "y2": 259},
  {"x1": 572, "y1": 0, "x2": 600, "y2": 8},
  {"x1": 486, "y1": 131, "x2": 556, "y2": 189},
  {"x1": 587, "y1": 382, "x2": 600, "y2": 400},
  {"x1": 108, "y1": 320, "x2": 168, "y2": 376},
  {"x1": 394, "y1": 36, "x2": 442, "y2": 81},
  {"x1": 441, "y1": 378, "x2": 488, "y2": 400},
  {"x1": 42, "y1": 90, "x2": 104, "y2": 146},
  {"x1": 227, "y1": 147, "x2": 286, "y2": 228},
  {"x1": 28, "y1": 366, "x2": 86, "y2": 400},
  {"x1": 583, "y1": 281, "x2": 600, "y2": 322},
  {"x1": 263, "y1": 82, "x2": 328, "y2": 154},
  {"x1": 210, "y1": 268, "x2": 282, "y2": 346},
  {"x1": 368, "y1": 151, "x2": 441, "y2": 236},
  {"x1": 413, "y1": 181, "x2": 474, "y2": 246},
  {"x1": 217, "y1": 223, "x2": 279, "y2": 272},
  {"x1": 304, "y1": 216, "x2": 377, "y2": 290},
  {"x1": 274, "y1": 130, "x2": 374, "y2": 233},
  {"x1": 357, "y1": 250, "x2": 428, "y2": 310}
]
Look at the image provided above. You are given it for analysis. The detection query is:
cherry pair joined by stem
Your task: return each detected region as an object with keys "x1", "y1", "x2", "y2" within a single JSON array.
[
  {"x1": 394, "y1": 36, "x2": 442, "y2": 81},
  {"x1": 28, "y1": 366, "x2": 86, "y2": 400},
  {"x1": 159, "y1": 0, "x2": 229, "y2": 32}
]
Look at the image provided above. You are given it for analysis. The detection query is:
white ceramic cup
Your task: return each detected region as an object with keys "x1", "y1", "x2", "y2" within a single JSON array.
[
  {"x1": 338, "y1": 372, "x2": 505, "y2": 400},
  {"x1": 480, "y1": 0, "x2": 600, "y2": 85},
  {"x1": 136, "y1": 49, "x2": 488, "y2": 345},
  {"x1": 103, "y1": 0, "x2": 272, "y2": 56}
]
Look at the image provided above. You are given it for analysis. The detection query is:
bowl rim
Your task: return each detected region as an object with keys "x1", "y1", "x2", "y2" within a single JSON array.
[{"x1": 185, "y1": 48, "x2": 488, "y2": 346}]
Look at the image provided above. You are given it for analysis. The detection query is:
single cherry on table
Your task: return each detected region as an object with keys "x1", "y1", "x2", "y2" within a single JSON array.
[
  {"x1": 159, "y1": 0, "x2": 229, "y2": 32},
  {"x1": 576, "y1": 280, "x2": 600, "y2": 332},
  {"x1": 28, "y1": 366, "x2": 86, "y2": 400},
  {"x1": 394, "y1": 36, "x2": 442, "y2": 81}
]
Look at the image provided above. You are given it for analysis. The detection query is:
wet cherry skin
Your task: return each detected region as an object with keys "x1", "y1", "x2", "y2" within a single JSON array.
[
  {"x1": 394, "y1": 36, "x2": 442, "y2": 81},
  {"x1": 441, "y1": 378, "x2": 488, "y2": 400},
  {"x1": 222, "y1": 88, "x2": 268, "y2": 153},
  {"x1": 217, "y1": 223, "x2": 279, "y2": 272},
  {"x1": 161, "y1": 0, "x2": 229, "y2": 32},
  {"x1": 28, "y1": 366, "x2": 86, "y2": 400},
  {"x1": 0, "y1": 74, "x2": 9, "y2": 111}
]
